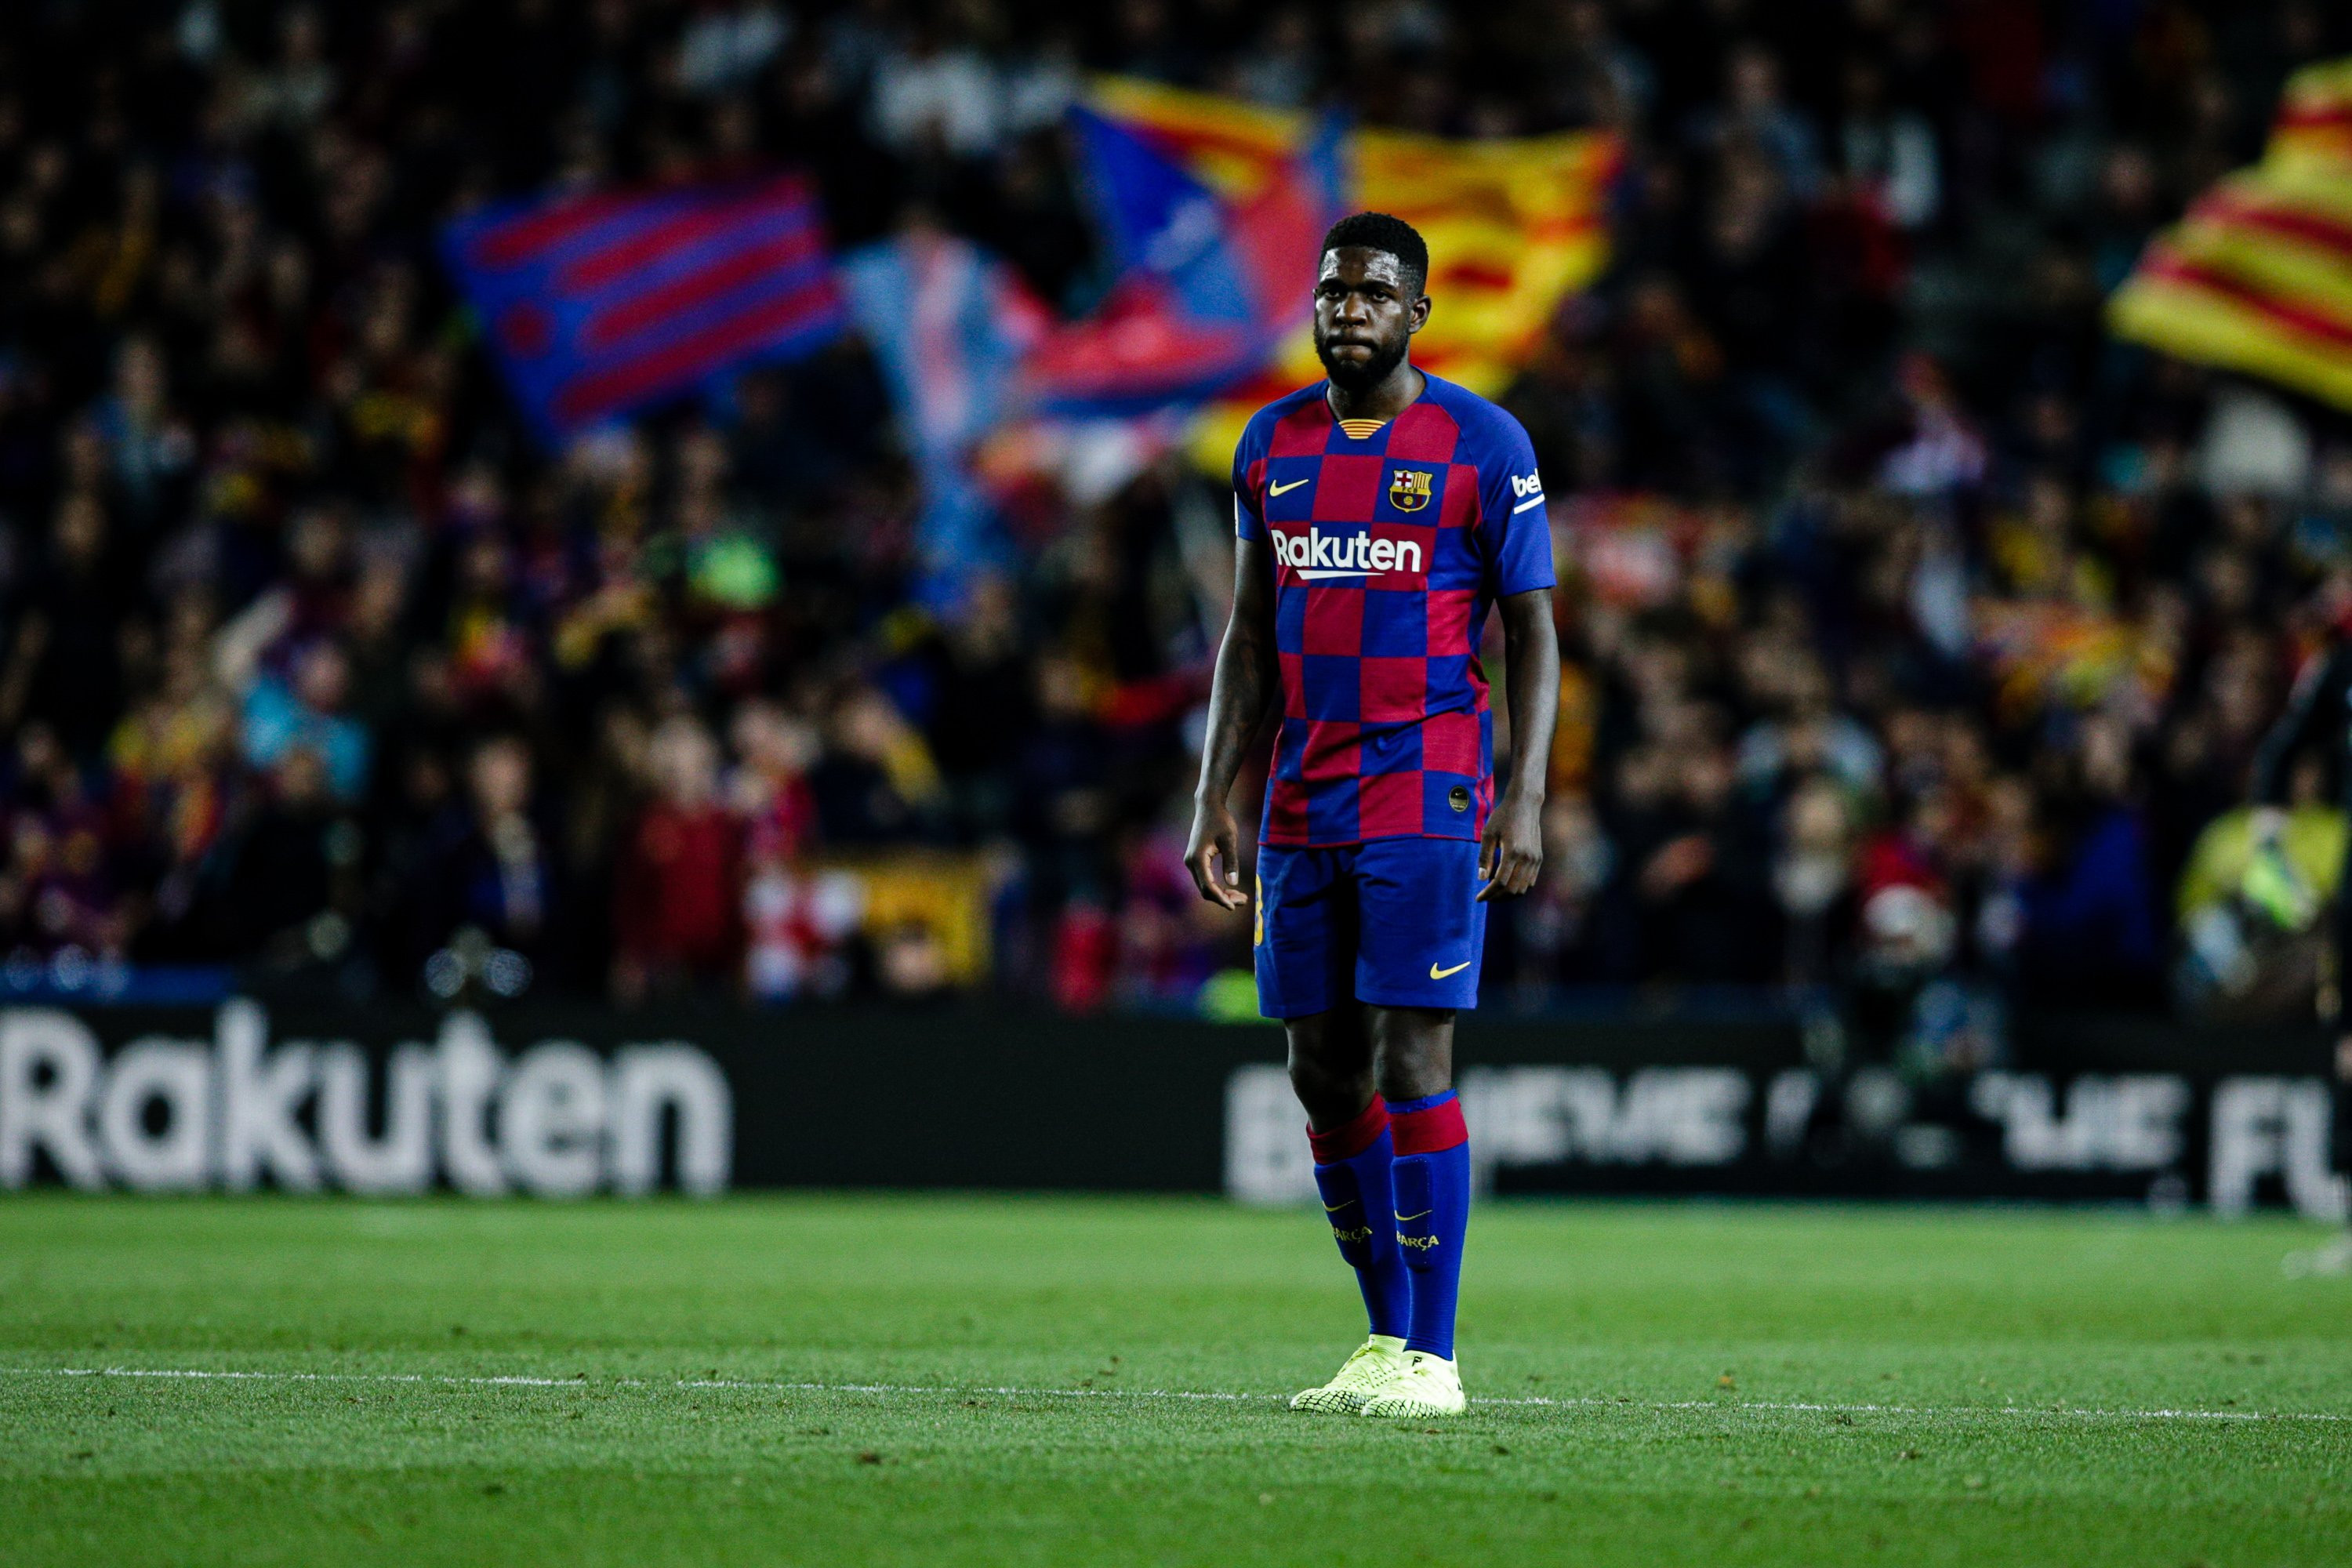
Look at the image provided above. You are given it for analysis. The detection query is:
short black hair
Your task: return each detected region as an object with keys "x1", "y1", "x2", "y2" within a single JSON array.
[{"x1": 1319, "y1": 212, "x2": 1428, "y2": 296}]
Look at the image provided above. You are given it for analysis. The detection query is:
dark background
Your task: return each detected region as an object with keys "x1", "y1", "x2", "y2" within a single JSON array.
[{"x1": 2, "y1": 1, "x2": 2351, "y2": 1063}]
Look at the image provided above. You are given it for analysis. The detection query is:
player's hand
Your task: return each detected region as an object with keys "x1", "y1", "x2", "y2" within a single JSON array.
[
  {"x1": 1477, "y1": 788, "x2": 1544, "y2": 901},
  {"x1": 1185, "y1": 799, "x2": 1250, "y2": 910}
]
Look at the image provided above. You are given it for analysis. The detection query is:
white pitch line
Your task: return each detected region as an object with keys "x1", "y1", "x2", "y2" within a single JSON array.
[
  {"x1": 679, "y1": 1378, "x2": 1265, "y2": 1402},
  {"x1": 2, "y1": 1366, "x2": 2344, "y2": 1425}
]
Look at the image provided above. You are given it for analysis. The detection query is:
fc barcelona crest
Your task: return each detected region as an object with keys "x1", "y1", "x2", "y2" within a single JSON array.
[{"x1": 1388, "y1": 467, "x2": 1433, "y2": 512}]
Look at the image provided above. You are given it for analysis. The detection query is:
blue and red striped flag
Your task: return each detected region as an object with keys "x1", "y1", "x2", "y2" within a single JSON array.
[{"x1": 442, "y1": 173, "x2": 846, "y2": 443}]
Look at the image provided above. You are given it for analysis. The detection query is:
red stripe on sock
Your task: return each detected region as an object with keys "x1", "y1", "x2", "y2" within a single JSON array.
[
  {"x1": 1307, "y1": 1096, "x2": 1389, "y2": 1163},
  {"x1": 1391, "y1": 1098, "x2": 1467, "y2": 1155}
]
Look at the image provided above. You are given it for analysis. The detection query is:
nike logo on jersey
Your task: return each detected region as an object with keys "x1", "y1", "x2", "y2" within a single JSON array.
[
  {"x1": 1429, "y1": 960, "x2": 1472, "y2": 979},
  {"x1": 1269, "y1": 477, "x2": 1309, "y2": 496},
  {"x1": 1394, "y1": 1208, "x2": 1433, "y2": 1222}
]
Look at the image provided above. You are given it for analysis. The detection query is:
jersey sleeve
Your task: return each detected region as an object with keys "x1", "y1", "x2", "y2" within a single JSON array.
[
  {"x1": 1231, "y1": 419, "x2": 1268, "y2": 543},
  {"x1": 1474, "y1": 413, "x2": 1555, "y2": 596}
]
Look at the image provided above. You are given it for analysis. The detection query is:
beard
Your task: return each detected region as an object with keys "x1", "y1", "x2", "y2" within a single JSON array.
[{"x1": 1315, "y1": 328, "x2": 1408, "y2": 394}]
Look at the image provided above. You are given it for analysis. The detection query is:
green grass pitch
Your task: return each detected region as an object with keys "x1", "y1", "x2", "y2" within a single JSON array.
[{"x1": 3, "y1": 1195, "x2": 2349, "y2": 1566}]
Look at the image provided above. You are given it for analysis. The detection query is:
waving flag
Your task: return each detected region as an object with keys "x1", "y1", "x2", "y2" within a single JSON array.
[
  {"x1": 1018, "y1": 104, "x2": 1346, "y2": 416},
  {"x1": 840, "y1": 226, "x2": 1048, "y2": 603},
  {"x1": 2111, "y1": 56, "x2": 2352, "y2": 412},
  {"x1": 1067, "y1": 105, "x2": 1268, "y2": 329},
  {"x1": 1080, "y1": 78, "x2": 1621, "y2": 468},
  {"x1": 443, "y1": 174, "x2": 846, "y2": 443},
  {"x1": 2271, "y1": 56, "x2": 2352, "y2": 172},
  {"x1": 840, "y1": 227, "x2": 1044, "y2": 465}
]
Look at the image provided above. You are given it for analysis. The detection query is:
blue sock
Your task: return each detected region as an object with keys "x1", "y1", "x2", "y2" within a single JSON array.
[
  {"x1": 1388, "y1": 1091, "x2": 1470, "y2": 1361},
  {"x1": 1307, "y1": 1098, "x2": 1410, "y2": 1340}
]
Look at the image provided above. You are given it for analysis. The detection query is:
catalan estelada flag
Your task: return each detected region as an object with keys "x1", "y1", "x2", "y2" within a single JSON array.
[
  {"x1": 1023, "y1": 100, "x2": 1345, "y2": 417},
  {"x1": 1081, "y1": 78, "x2": 1621, "y2": 468},
  {"x1": 443, "y1": 173, "x2": 846, "y2": 443},
  {"x1": 2110, "y1": 57, "x2": 2352, "y2": 410}
]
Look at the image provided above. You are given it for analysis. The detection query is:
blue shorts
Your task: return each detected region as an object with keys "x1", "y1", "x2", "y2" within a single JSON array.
[{"x1": 1254, "y1": 837, "x2": 1488, "y2": 1018}]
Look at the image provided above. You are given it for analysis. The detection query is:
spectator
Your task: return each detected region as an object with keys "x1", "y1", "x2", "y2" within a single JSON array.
[
  {"x1": 1696, "y1": 44, "x2": 1823, "y2": 200},
  {"x1": 612, "y1": 714, "x2": 743, "y2": 1003},
  {"x1": 734, "y1": 697, "x2": 862, "y2": 1002},
  {"x1": 677, "y1": 3, "x2": 793, "y2": 96},
  {"x1": 423, "y1": 734, "x2": 557, "y2": 974},
  {"x1": 1774, "y1": 775, "x2": 1857, "y2": 988},
  {"x1": 0, "y1": 723, "x2": 128, "y2": 959},
  {"x1": 240, "y1": 640, "x2": 372, "y2": 804},
  {"x1": 2019, "y1": 717, "x2": 2163, "y2": 1007},
  {"x1": 2, "y1": 492, "x2": 129, "y2": 763},
  {"x1": 0, "y1": 0, "x2": 2343, "y2": 1026},
  {"x1": 811, "y1": 682, "x2": 943, "y2": 845},
  {"x1": 207, "y1": 745, "x2": 357, "y2": 974},
  {"x1": 869, "y1": 14, "x2": 1004, "y2": 159}
]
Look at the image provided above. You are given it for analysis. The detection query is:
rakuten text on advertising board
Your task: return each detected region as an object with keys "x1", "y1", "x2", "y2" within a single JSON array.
[{"x1": 0, "y1": 1002, "x2": 731, "y2": 1196}]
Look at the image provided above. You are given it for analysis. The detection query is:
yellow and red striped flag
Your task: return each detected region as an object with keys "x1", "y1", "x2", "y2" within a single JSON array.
[
  {"x1": 2270, "y1": 56, "x2": 2352, "y2": 172},
  {"x1": 2110, "y1": 56, "x2": 2352, "y2": 409},
  {"x1": 1083, "y1": 78, "x2": 1621, "y2": 470}
]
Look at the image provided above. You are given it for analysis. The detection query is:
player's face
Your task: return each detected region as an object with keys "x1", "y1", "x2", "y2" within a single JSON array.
[{"x1": 1312, "y1": 247, "x2": 1428, "y2": 392}]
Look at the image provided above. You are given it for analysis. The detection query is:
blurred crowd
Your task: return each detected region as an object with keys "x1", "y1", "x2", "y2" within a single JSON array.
[{"x1": 4, "y1": 0, "x2": 2352, "y2": 1026}]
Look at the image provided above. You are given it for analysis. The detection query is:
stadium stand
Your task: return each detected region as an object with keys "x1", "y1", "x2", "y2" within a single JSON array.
[{"x1": 1, "y1": 0, "x2": 2350, "y2": 1037}]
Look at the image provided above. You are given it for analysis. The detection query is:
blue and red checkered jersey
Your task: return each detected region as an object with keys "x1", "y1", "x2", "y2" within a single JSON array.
[{"x1": 1233, "y1": 373, "x2": 1555, "y2": 847}]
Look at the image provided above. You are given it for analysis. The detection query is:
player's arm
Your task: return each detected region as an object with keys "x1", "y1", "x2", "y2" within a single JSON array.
[
  {"x1": 1479, "y1": 587, "x2": 1559, "y2": 902},
  {"x1": 1186, "y1": 534, "x2": 1278, "y2": 909}
]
